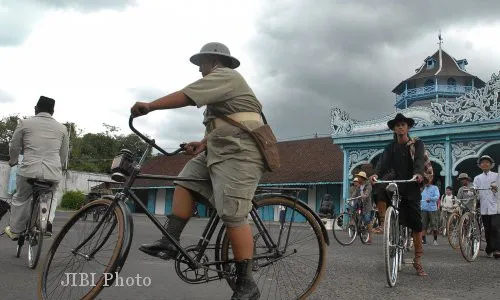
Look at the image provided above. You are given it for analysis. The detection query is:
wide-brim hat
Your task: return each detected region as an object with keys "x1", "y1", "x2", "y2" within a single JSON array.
[
  {"x1": 457, "y1": 173, "x2": 471, "y2": 180},
  {"x1": 354, "y1": 171, "x2": 368, "y2": 180},
  {"x1": 189, "y1": 42, "x2": 240, "y2": 69},
  {"x1": 387, "y1": 113, "x2": 415, "y2": 130},
  {"x1": 477, "y1": 155, "x2": 495, "y2": 167}
]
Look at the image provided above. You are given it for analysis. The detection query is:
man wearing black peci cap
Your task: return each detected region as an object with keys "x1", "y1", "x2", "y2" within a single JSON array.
[
  {"x1": 5, "y1": 96, "x2": 69, "y2": 239},
  {"x1": 370, "y1": 113, "x2": 428, "y2": 276}
]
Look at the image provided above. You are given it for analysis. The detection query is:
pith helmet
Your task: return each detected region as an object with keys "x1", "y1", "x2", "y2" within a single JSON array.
[
  {"x1": 477, "y1": 155, "x2": 495, "y2": 167},
  {"x1": 189, "y1": 42, "x2": 240, "y2": 69},
  {"x1": 457, "y1": 173, "x2": 471, "y2": 180}
]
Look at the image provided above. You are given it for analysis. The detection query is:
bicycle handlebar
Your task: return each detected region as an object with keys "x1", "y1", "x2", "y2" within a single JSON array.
[
  {"x1": 129, "y1": 116, "x2": 185, "y2": 156},
  {"x1": 346, "y1": 196, "x2": 362, "y2": 202},
  {"x1": 372, "y1": 175, "x2": 418, "y2": 184}
]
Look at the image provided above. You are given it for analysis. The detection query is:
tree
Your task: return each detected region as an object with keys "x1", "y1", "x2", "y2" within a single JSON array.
[{"x1": 0, "y1": 114, "x2": 21, "y2": 161}]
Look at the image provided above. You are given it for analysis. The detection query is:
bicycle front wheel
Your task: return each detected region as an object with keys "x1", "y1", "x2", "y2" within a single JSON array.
[
  {"x1": 384, "y1": 206, "x2": 399, "y2": 287},
  {"x1": 459, "y1": 212, "x2": 480, "y2": 262},
  {"x1": 332, "y1": 212, "x2": 357, "y2": 245},
  {"x1": 221, "y1": 196, "x2": 326, "y2": 300},
  {"x1": 38, "y1": 199, "x2": 126, "y2": 300},
  {"x1": 447, "y1": 212, "x2": 461, "y2": 249}
]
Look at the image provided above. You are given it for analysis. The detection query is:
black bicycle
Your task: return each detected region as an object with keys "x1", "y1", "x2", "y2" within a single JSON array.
[
  {"x1": 374, "y1": 177, "x2": 416, "y2": 287},
  {"x1": 332, "y1": 196, "x2": 371, "y2": 245},
  {"x1": 38, "y1": 116, "x2": 329, "y2": 300},
  {"x1": 16, "y1": 178, "x2": 54, "y2": 269}
]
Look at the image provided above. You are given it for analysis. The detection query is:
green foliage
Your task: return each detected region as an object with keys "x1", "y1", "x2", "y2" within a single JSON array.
[
  {"x1": 60, "y1": 190, "x2": 86, "y2": 210},
  {"x1": 2, "y1": 117, "x2": 152, "y2": 173},
  {"x1": 0, "y1": 114, "x2": 22, "y2": 161}
]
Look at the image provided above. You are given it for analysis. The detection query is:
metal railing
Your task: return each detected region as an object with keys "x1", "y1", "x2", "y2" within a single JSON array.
[{"x1": 395, "y1": 85, "x2": 473, "y2": 107}]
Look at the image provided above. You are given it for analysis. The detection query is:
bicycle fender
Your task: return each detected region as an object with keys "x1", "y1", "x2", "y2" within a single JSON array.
[
  {"x1": 254, "y1": 193, "x2": 330, "y2": 246},
  {"x1": 116, "y1": 199, "x2": 134, "y2": 273}
]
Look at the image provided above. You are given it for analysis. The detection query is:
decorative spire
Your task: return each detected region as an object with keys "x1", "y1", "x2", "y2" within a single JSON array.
[{"x1": 438, "y1": 30, "x2": 443, "y2": 49}]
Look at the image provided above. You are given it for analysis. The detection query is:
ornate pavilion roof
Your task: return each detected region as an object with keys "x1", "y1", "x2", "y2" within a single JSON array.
[
  {"x1": 392, "y1": 49, "x2": 485, "y2": 94},
  {"x1": 332, "y1": 71, "x2": 500, "y2": 138}
]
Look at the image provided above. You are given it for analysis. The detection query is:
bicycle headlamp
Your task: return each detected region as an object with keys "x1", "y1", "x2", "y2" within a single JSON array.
[
  {"x1": 386, "y1": 183, "x2": 398, "y2": 193},
  {"x1": 110, "y1": 149, "x2": 134, "y2": 182}
]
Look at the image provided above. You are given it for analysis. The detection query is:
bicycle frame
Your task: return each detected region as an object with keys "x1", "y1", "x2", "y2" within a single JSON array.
[{"x1": 72, "y1": 116, "x2": 319, "y2": 274}]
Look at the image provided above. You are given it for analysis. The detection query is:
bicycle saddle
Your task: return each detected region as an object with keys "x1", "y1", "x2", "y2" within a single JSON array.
[{"x1": 27, "y1": 178, "x2": 54, "y2": 188}]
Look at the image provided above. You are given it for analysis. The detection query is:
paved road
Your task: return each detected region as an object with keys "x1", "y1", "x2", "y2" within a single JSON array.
[{"x1": 1, "y1": 211, "x2": 499, "y2": 300}]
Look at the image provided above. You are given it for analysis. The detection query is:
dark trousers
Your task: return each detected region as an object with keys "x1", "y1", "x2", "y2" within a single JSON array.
[{"x1": 482, "y1": 214, "x2": 500, "y2": 253}]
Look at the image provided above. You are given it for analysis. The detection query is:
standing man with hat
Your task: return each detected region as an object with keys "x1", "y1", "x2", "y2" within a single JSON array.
[
  {"x1": 355, "y1": 171, "x2": 374, "y2": 244},
  {"x1": 131, "y1": 42, "x2": 273, "y2": 299},
  {"x1": 5, "y1": 96, "x2": 69, "y2": 239},
  {"x1": 457, "y1": 172, "x2": 474, "y2": 211},
  {"x1": 370, "y1": 113, "x2": 428, "y2": 276},
  {"x1": 473, "y1": 155, "x2": 500, "y2": 258}
]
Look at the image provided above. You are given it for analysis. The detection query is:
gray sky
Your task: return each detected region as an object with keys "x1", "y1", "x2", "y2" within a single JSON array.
[{"x1": 1, "y1": 0, "x2": 500, "y2": 151}]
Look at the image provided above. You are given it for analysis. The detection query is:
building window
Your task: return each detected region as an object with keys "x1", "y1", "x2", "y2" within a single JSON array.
[
  {"x1": 424, "y1": 79, "x2": 434, "y2": 87},
  {"x1": 447, "y1": 77, "x2": 456, "y2": 86},
  {"x1": 426, "y1": 59, "x2": 435, "y2": 69}
]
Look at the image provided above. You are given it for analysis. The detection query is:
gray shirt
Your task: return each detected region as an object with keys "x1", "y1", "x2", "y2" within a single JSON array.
[{"x1": 9, "y1": 113, "x2": 69, "y2": 181}]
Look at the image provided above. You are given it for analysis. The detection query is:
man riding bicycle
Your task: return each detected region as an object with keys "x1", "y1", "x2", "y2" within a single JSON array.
[
  {"x1": 131, "y1": 42, "x2": 274, "y2": 300},
  {"x1": 5, "y1": 96, "x2": 69, "y2": 240},
  {"x1": 369, "y1": 113, "x2": 427, "y2": 276}
]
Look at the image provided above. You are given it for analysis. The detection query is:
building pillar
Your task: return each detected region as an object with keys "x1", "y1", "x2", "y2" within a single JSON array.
[
  {"x1": 342, "y1": 149, "x2": 349, "y2": 211},
  {"x1": 445, "y1": 136, "x2": 451, "y2": 188}
]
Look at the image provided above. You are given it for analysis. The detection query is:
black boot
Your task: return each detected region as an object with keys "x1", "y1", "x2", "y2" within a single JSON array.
[
  {"x1": 139, "y1": 214, "x2": 188, "y2": 260},
  {"x1": 231, "y1": 259, "x2": 260, "y2": 300}
]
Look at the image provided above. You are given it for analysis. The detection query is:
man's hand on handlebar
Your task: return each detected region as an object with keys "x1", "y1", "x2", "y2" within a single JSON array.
[
  {"x1": 369, "y1": 174, "x2": 378, "y2": 184},
  {"x1": 414, "y1": 174, "x2": 423, "y2": 183},
  {"x1": 131, "y1": 102, "x2": 151, "y2": 117},
  {"x1": 182, "y1": 141, "x2": 206, "y2": 155}
]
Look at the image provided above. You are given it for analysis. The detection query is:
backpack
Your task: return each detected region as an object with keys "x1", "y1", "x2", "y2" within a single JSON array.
[{"x1": 406, "y1": 137, "x2": 433, "y2": 181}]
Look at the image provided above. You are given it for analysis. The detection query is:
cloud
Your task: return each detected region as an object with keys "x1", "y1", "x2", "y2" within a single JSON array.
[
  {"x1": 37, "y1": 0, "x2": 137, "y2": 12},
  {"x1": 248, "y1": 0, "x2": 500, "y2": 139},
  {"x1": 0, "y1": 89, "x2": 15, "y2": 105},
  {"x1": 0, "y1": 0, "x2": 136, "y2": 46}
]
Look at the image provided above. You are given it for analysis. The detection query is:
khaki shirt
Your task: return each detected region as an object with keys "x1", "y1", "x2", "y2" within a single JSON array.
[{"x1": 182, "y1": 67, "x2": 264, "y2": 166}]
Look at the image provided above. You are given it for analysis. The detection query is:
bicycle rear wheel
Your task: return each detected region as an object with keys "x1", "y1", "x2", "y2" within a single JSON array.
[
  {"x1": 28, "y1": 200, "x2": 43, "y2": 269},
  {"x1": 221, "y1": 196, "x2": 326, "y2": 300},
  {"x1": 38, "y1": 199, "x2": 125, "y2": 300},
  {"x1": 440, "y1": 213, "x2": 448, "y2": 237},
  {"x1": 459, "y1": 212, "x2": 480, "y2": 262},
  {"x1": 384, "y1": 206, "x2": 399, "y2": 287},
  {"x1": 447, "y1": 212, "x2": 461, "y2": 249},
  {"x1": 332, "y1": 212, "x2": 357, "y2": 245}
]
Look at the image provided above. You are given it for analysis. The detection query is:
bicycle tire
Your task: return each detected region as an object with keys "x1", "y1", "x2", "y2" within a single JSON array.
[
  {"x1": 38, "y1": 199, "x2": 126, "y2": 300},
  {"x1": 440, "y1": 214, "x2": 448, "y2": 237},
  {"x1": 447, "y1": 212, "x2": 461, "y2": 249},
  {"x1": 458, "y1": 212, "x2": 480, "y2": 262},
  {"x1": 384, "y1": 206, "x2": 399, "y2": 287},
  {"x1": 28, "y1": 221, "x2": 44, "y2": 269},
  {"x1": 27, "y1": 198, "x2": 42, "y2": 269},
  {"x1": 332, "y1": 212, "x2": 357, "y2": 245},
  {"x1": 16, "y1": 239, "x2": 23, "y2": 258},
  {"x1": 359, "y1": 221, "x2": 370, "y2": 244},
  {"x1": 220, "y1": 196, "x2": 326, "y2": 300}
]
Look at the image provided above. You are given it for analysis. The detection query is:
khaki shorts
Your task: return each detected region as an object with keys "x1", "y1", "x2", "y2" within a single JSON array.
[
  {"x1": 174, "y1": 151, "x2": 265, "y2": 228},
  {"x1": 421, "y1": 210, "x2": 439, "y2": 230}
]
